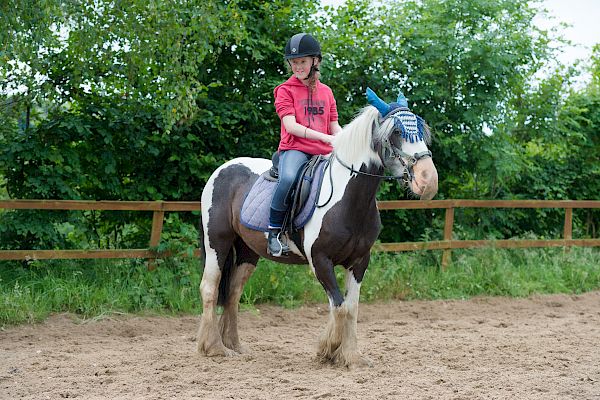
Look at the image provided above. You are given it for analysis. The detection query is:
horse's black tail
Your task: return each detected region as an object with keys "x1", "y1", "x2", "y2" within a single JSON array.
[{"x1": 217, "y1": 245, "x2": 235, "y2": 306}]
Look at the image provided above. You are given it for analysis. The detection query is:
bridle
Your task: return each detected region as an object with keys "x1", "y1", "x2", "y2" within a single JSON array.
[
  {"x1": 332, "y1": 150, "x2": 431, "y2": 183},
  {"x1": 317, "y1": 146, "x2": 431, "y2": 208},
  {"x1": 333, "y1": 109, "x2": 433, "y2": 185},
  {"x1": 317, "y1": 108, "x2": 433, "y2": 208}
]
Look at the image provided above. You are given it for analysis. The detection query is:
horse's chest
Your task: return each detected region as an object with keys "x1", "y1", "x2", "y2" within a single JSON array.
[{"x1": 315, "y1": 207, "x2": 380, "y2": 256}]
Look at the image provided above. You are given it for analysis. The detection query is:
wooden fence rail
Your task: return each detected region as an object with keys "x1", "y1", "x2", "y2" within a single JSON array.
[{"x1": 1, "y1": 199, "x2": 599, "y2": 269}]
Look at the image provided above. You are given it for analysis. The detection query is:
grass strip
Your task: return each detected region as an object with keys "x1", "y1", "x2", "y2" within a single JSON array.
[{"x1": 1, "y1": 247, "x2": 599, "y2": 327}]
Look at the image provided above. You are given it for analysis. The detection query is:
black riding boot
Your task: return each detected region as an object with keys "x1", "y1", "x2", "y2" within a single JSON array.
[{"x1": 267, "y1": 228, "x2": 289, "y2": 257}]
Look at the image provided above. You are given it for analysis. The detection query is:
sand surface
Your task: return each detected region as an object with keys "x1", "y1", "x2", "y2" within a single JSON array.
[{"x1": 2, "y1": 292, "x2": 600, "y2": 399}]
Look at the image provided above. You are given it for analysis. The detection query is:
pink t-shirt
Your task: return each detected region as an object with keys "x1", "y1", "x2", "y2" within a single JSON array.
[{"x1": 274, "y1": 76, "x2": 338, "y2": 155}]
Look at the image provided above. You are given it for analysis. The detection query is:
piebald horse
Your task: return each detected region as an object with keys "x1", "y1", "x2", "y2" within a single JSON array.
[{"x1": 197, "y1": 89, "x2": 438, "y2": 368}]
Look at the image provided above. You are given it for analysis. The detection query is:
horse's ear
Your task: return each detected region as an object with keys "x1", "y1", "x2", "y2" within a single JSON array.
[
  {"x1": 366, "y1": 87, "x2": 390, "y2": 116},
  {"x1": 396, "y1": 91, "x2": 408, "y2": 108}
]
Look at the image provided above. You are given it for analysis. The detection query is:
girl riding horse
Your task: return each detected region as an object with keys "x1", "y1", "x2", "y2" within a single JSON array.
[
  {"x1": 268, "y1": 33, "x2": 342, "y2": 256},
  {"x1": 196, "y1": 83, "x2": 438, "y2": 368}
]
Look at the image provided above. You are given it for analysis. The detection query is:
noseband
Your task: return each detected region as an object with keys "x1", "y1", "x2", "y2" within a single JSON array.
[{"x1": 381, "y1": 146, "x2": 432, "y2": 184}]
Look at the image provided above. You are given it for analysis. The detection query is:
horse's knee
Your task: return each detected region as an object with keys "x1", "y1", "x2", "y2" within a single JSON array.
[{"x1": 313, "y1": 264, "x2": 344, "y2": 307}]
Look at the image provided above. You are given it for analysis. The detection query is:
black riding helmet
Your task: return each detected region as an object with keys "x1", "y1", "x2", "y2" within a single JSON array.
[{"x1": 284, "y1": 33, "x2": 322, "y2": 60}]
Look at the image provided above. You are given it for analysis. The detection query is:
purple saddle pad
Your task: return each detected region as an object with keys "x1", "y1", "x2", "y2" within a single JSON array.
[{"x1": 240, "y1": 160, "x2": 327, "y2": 232}]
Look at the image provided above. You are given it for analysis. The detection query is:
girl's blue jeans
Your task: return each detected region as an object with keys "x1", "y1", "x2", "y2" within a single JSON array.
[{"x1": 269, "y1": 150, "x2": 311, "y2": 228}]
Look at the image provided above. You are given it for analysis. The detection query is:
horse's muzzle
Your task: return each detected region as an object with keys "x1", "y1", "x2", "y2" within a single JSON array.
[{"x1": 412, "y1": 158, "x2": 438, "y2": 200}]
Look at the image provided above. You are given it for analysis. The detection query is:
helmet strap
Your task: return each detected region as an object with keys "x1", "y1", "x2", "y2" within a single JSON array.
[
  {"x1": 287, "y1": 57, "x2": 320, "y2": 83},
  {"x1": 305, "y1": 58, "x2": 320, "y2": 81}
]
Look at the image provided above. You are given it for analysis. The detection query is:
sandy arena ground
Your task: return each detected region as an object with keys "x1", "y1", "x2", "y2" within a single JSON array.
[{"x1": 2, "y1": 292, "x2": 600, "y2": 399}]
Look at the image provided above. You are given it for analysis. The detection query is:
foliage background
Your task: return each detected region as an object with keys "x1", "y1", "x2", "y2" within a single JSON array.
[{"x1": 1, "y1": 0, "x2": 599, "y2": 251}]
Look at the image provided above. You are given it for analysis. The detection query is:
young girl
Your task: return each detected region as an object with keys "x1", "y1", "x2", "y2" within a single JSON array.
[{"x1": 268, "y1": 32, "x2": 342, "y2": 256}]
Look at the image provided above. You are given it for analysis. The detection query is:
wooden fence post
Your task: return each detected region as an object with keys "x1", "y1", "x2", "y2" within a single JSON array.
[
  {"x1": 441, "y1": 207, "x2": 454, "y2": 270},
  {"x1": 148, "y1": 207, "x2": 165, "y2": 270},
  {"x1": 564, "y1": 207, "x2": 573, "y2": 252}
]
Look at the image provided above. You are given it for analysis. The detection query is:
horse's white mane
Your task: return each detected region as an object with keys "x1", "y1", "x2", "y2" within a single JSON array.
[{"x1": 332, "y1": 106, "x2": 382, "y2": 168}]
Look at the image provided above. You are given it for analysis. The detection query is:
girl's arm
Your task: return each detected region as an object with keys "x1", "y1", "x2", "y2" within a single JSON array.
[
  {"x1": 330, "y1": 121, "x2": 342, "y2": 135},
  {"x1": 281, "y1": 115, "x2": 333, "y2": 144}
]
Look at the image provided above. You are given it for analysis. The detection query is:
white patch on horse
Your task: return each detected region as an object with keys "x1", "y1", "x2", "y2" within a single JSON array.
[
  {"x1": 303, "y1": 160, "x2": 352, "y2": 265},
  {"x1": 201, "y1": 157, "x2": 268, "y2": 227},
  {"x1": 303, "y1": 107, "x2": 382, "y2": 266},
  {"x1": 201, "y1": 166, "x2": 218, "y2": 267},
  {"x1": 200, "y1": 162, "x2": 232, "y2": 303},
  {"x1": 199, "y1": 250, "x2": 220, "y2": 297},
  {"x1": 226, "y1": 157, "x2": 272, "y2": 175},
  {"x1": 344, "y1": 270, "x2": 361, "y2": 309},
  {"x1": 201, "y1": 157, "x2": 269, "y2": 275}
]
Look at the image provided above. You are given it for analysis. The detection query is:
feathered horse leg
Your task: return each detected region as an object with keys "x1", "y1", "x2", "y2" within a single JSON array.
[
  {"x1": 197, "y1": 245, "x2": 237, "y2": 357},
  {"x1": 219, "y1": 259, "x2": 256, "y2": 354},
  {"x1": 314, "y1": 255, "x2": 371, "y2": 368}
]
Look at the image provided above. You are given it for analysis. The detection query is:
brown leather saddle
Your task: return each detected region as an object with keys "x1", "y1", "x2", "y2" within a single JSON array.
[{"x1": 267, "y1": 151, "x2": 326, "y2": 230}]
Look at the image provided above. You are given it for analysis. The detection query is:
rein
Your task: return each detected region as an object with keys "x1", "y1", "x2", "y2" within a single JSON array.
[
  {"x1": 334, "y1": 149, "x2": 432, "y2": 181},
  {"x1": 316, "y1": 149, "x2": 432, "y2": 208},
  {"x1": 334, "y1": 153, "x2": 402, "y2": 181}
]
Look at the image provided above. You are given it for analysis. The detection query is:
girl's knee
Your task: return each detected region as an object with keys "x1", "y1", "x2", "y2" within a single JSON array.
[{"x1": 279, "y1": 170, "x2": 298, "y2": 185}]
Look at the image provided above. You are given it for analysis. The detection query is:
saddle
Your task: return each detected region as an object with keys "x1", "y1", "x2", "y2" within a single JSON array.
[
  {"x1": 270, "y1": 152, "x2": 324, "y2": 219},
  {"x1": 240, "y1": 153, "x2": 328, "y2": 232}
]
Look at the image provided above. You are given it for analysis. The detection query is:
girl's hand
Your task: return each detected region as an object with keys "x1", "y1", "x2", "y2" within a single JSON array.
[{"x1": 322, "y1": 134, "x2": 334, "y2": 144}]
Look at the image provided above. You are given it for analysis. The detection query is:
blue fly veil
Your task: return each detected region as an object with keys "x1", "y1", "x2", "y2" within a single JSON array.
[{"x1": 366, "y1": 87, "x2": 431, "y2": 145}]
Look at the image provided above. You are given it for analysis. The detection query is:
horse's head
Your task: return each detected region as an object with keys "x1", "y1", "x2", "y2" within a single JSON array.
[{"x1": 367, "y1": 87, "x2": 438, "y2": 200}]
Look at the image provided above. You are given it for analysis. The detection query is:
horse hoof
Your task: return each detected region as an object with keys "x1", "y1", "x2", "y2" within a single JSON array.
[
  {"x1": 198, "y1": 343, "x2": 239, "y2": 357},
  {"x1": 224, "y1": 344, "x2": 250, "y2": 355},
  {"x1": 348, "y1": 355, "x2": 373, "y2": 369},
  {"x1": 223, "y1": 347, "x2": 239, "y2": 357},
  {"x1": 315, "y1": 350, "x2": 373, "y2": 369},
  {"x1": 340, "y1": 353, "x2": 373, "y2": 369},
  {"x1": 234, "y1": 344, "x2": 251, "y2": 354}
]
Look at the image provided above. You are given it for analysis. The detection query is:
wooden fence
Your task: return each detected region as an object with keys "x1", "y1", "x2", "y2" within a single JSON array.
[{"x1": 0, "y1": 199, "x2": 599, "y2": 268}]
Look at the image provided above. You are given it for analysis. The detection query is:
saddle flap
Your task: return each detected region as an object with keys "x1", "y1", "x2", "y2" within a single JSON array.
[
  {"x1": 240, "y1": 156, "x2": 328, "y2": 232},
  {"x1": 291, "y1": 155, "x2": 324, "y2": 217}
]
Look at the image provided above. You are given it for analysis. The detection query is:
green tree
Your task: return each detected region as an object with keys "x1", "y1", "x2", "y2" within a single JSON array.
[
  {"x1": 505, "y1": 46, "x2": 600, "y2": 236},
  {"x1": 312, "y1": 0, "x2": 562, "y2": 241},
  {"x1": 1, "y1": 0, "x2": 250, "y2": 128},
  {"x1": 0, "y1": 0, "x2": 314, "y2": 249},
  {"x1": 1, "y1": 0, "x2": 596, "y2": 251}
]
